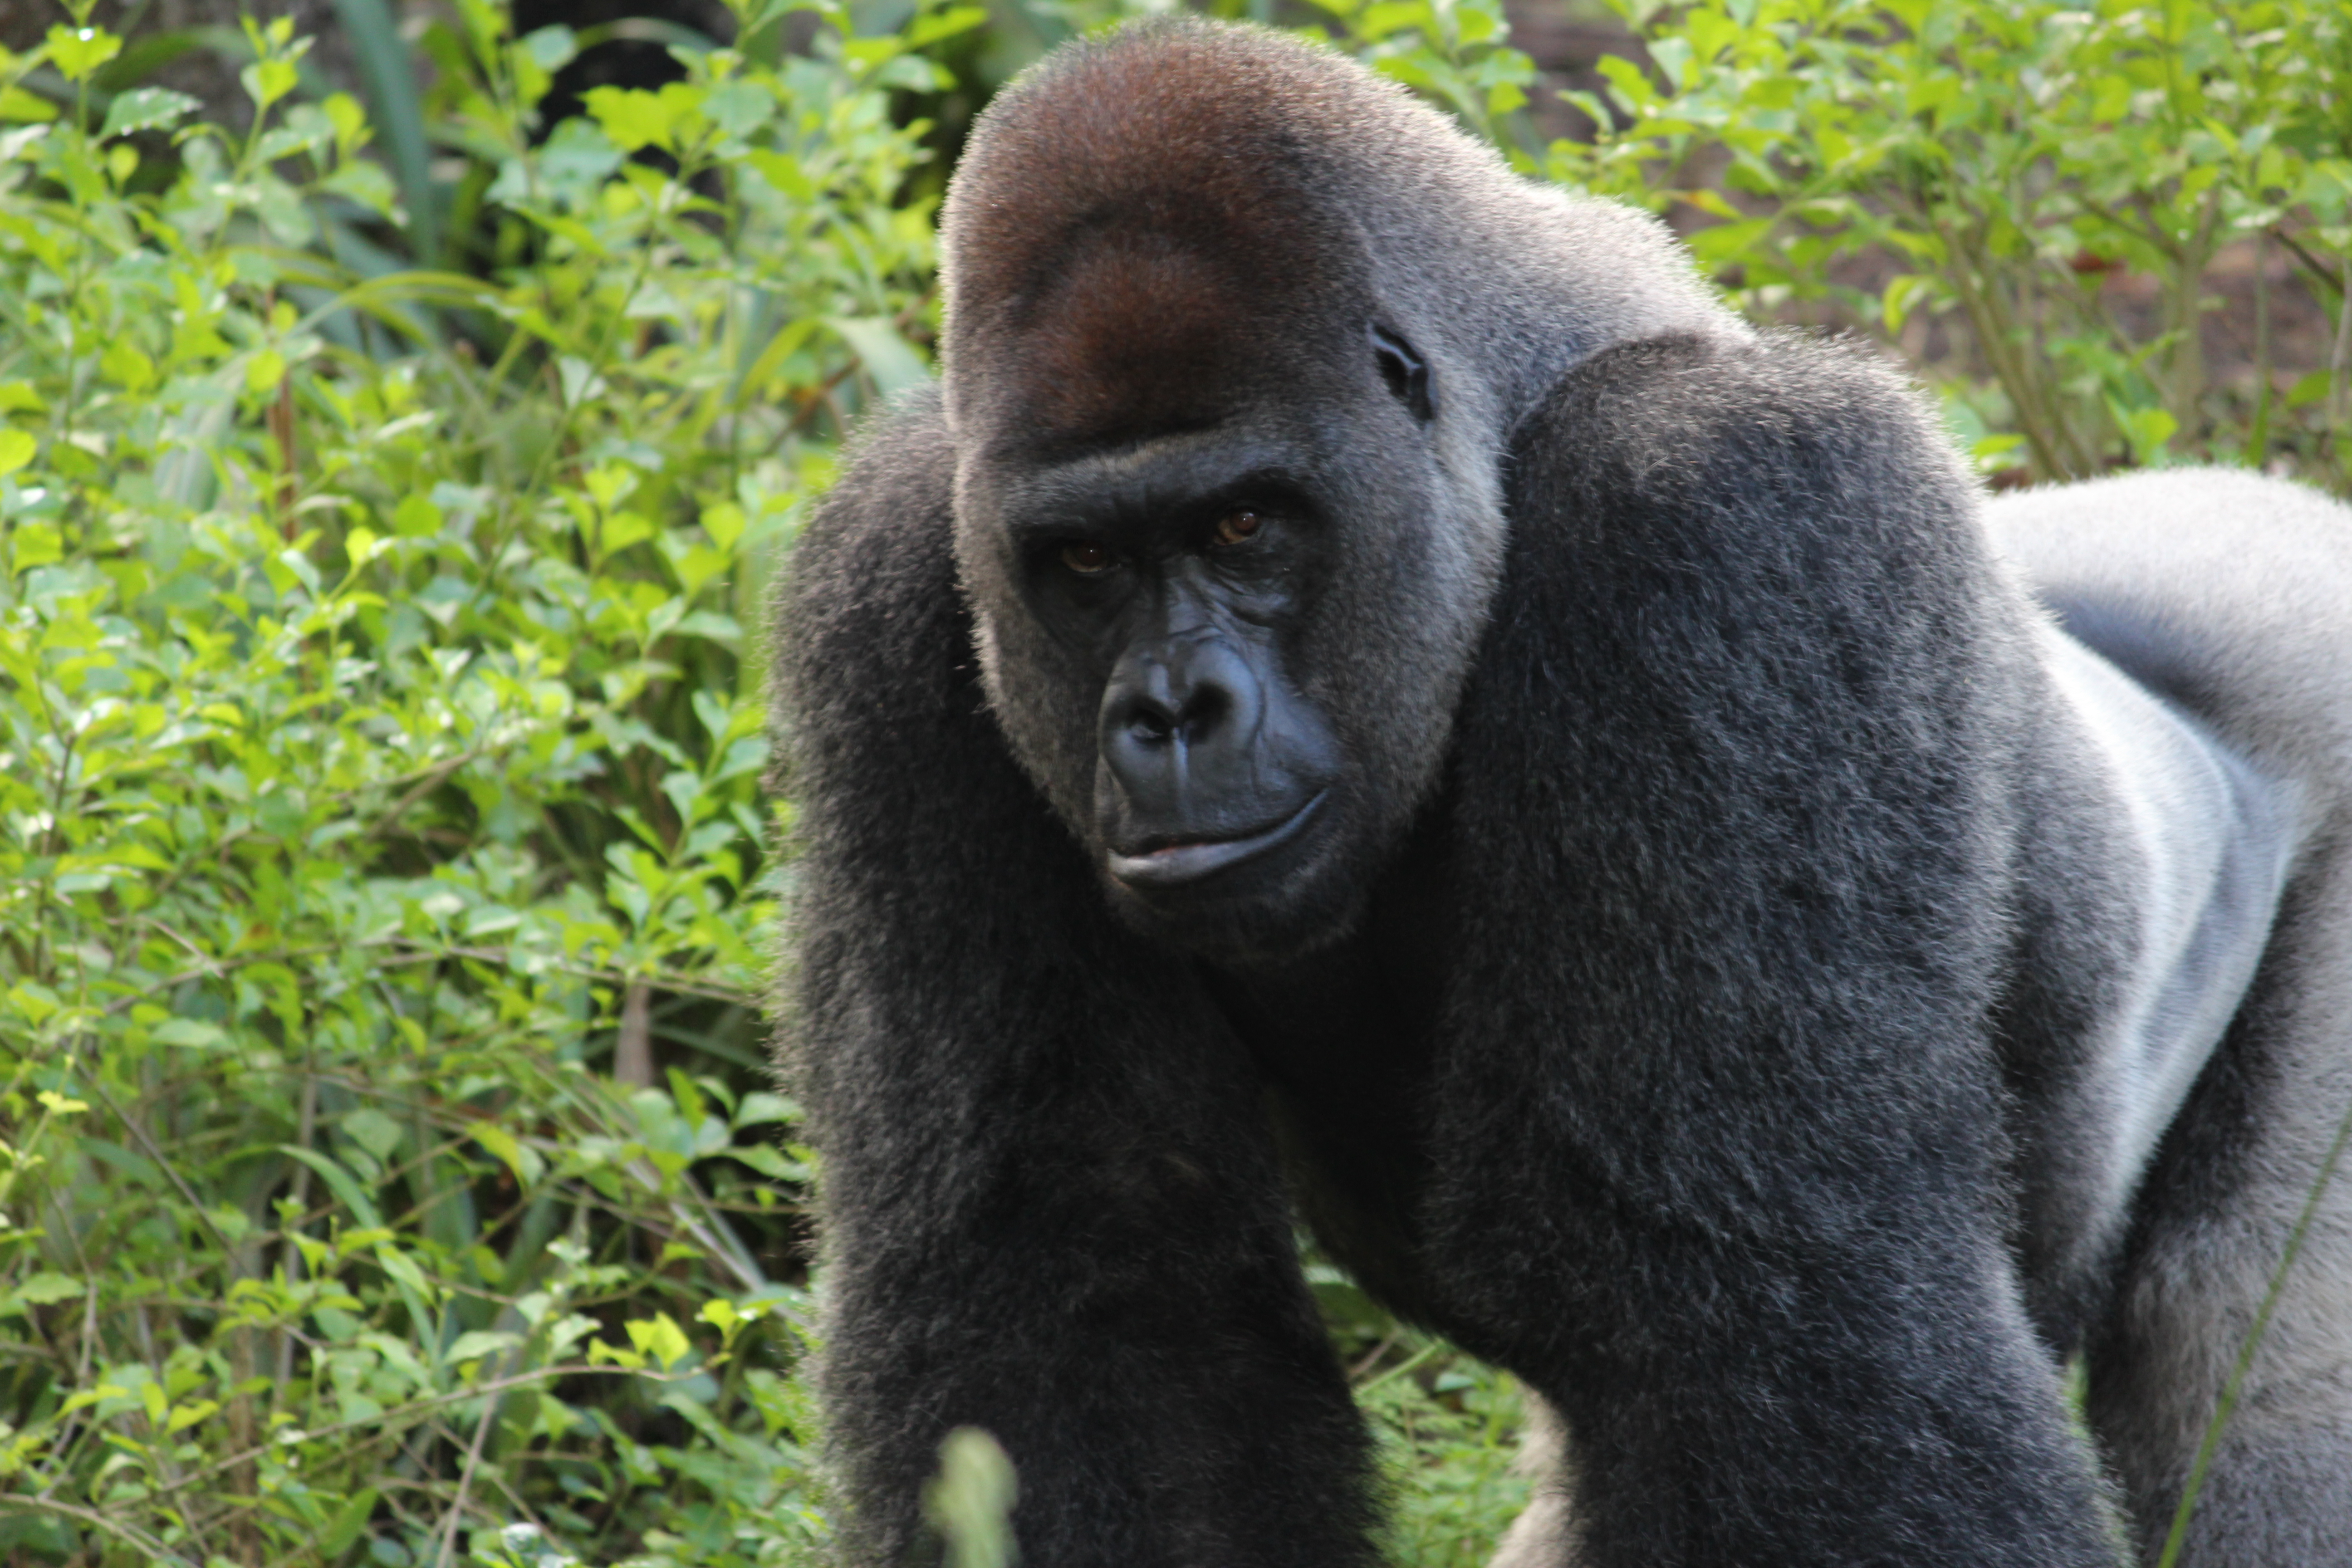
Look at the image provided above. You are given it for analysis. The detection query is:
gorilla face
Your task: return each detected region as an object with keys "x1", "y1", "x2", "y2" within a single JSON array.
[
  {"x1": 937, "y1": 141, "x2": 1514, "y2": 965},
  {"x1": 986, "y1": 431, "x2": 1369, "y2": 963},
  {"x1": 942, "y1": 177, "x2": 1502, "y2": 966},
  {"x1": 944, "y1": 303, "x2": 1488, "y2": 968}
]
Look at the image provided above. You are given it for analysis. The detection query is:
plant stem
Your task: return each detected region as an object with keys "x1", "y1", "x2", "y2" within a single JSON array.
[
  {"x1": 2249, "y1": 230, "x2": 2272, "y2": 469},
  {"x1": 2329, "y1": 249, "x2": 2352, "y2": 438},
  {"x1": 2155, "y1": 1086, "x2": 2352, "y2": 1568}
]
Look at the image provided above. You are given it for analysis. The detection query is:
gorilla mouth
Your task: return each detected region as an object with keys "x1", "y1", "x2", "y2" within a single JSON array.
[{"x1": 1107, "y1": 793, "x2": 1328, "y2": 889}]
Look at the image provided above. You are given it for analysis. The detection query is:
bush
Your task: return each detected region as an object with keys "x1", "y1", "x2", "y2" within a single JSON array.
[
  {"x1": 1547, "y1": 0, "x2": 2352, "y2": 487},
  {"x1": 0, "y1": 0, "x2": 947, "y2": 1559}
]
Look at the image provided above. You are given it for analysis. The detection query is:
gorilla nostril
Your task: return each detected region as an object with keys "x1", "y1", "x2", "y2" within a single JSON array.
[
  {"x1": 1176, "y1": 686, "x2": 1230, "y2": 741},
  {"x1": 1114, "y1": 678, "x2": 1232, "y2": 749}
]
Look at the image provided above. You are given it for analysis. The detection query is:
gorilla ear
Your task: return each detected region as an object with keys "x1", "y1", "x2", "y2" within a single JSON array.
[{"x1": 1369, "y1": 323, "x2": 1434, "y2": 423}]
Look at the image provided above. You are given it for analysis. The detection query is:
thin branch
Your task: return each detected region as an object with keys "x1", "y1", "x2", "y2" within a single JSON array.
[
  {"x1": 431, "y1": 1380, "x2": 500, "y2": 1568},
  {"x1": 362, "y1": 751, "x2": 481, "y2": 842},
  {"x1": 2268, "y1": 223, "x2": 2347, "y2": 299},
  {"x1": 0, "y1": 1497, "x2": 193, "y2": 1565},
  {"x1": 2331, "y1": 250, "x2": 2352, "y2": 432},
  {"x1": 176, "y1": 1363, "x2": 650, "y2": 1491},
  {"x1": 84, "y1": 1078, "x2": 240, "y2": 1262}
]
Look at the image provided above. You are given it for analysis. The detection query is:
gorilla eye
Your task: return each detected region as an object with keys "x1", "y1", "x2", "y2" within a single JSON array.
[
  {"x1": 1059, "y1": 540, "x2": 1115, "y2": 575},
  {"x1": 1369, "y1": 322, "x2": 1433, "y2": 422},
  {"x1": 1210, "y1": 509, "x2": 1262, "y2": 549}
]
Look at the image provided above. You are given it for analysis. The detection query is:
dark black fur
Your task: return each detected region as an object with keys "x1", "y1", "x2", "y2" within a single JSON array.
[
  {"x1": 784, "y1": 399, "x2": 1382, "y2": 1565},
  {"x1": 776, "y1": 20, "x2": 2352, "y2": 1568},
  {"x1": 1419, "y1": 336, "x2": 2106, "y2": 1562}
]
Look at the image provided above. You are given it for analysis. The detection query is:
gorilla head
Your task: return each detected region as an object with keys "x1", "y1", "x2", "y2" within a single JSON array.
[{"x1": 933, "y1": 26, "x2": 1717, "y2": 961}]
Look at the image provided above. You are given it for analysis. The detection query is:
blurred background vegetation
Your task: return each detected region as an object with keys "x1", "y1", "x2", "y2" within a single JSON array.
[{"x1": 0, "y1": 0, "x2": 2344, "y2": 1563}]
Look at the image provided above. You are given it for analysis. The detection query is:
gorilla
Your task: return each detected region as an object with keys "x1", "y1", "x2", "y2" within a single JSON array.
[{"x1": 774, "y1": 20, "x2": 2352, "y2": 1568}]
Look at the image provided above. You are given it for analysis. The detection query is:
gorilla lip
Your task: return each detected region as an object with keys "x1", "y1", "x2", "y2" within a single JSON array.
[{"x1": 1107, "y1": 793, "x2": 1327, "y2": 888}]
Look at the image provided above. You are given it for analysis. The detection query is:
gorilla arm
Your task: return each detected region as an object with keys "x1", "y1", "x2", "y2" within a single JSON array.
[
  {"x1": 777, "y1": 388, "x2": 1382, "y2": 1568},
  {"x1": 1416, "y1": 333, "x2": 2126, "y2": 1567}
]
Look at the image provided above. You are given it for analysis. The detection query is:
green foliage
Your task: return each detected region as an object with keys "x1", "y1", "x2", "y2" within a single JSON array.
[
  {"x1": 1304, "y1": 0, "x2": 1534, "y2": 149},
  {"x1": 0, "y1": 0, "x2": 959, "y2": 1558},
  {"x1": 920, "y1": 1429, "x2": 1017, "y2": 1568},
  {"x1": 1313, "y1": 1263, "x2": 1531, "y2": 1566},
  {"x1": 1361, "y1": 1350, "x2": 1529, "y2": 1565},
  {"x1": 1548, "y1": 0, "x2": 2352, "y2": 485}
]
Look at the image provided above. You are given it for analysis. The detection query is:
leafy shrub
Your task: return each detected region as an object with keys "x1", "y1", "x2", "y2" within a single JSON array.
[
  {"x1": 0, "y1": 0, "x2": 951, "y2": 1559},
  {"x1": 1547, "y1": 0, "x2": 2352, "y2": 486}
]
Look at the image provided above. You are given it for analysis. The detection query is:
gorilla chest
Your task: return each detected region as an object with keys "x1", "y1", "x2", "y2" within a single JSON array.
[
  {"x1": 1207, "y1": 934, "x2": 1436, "y2": 1184},
  {"x1": 1197, "y1": 846, "x2": 1455, "y2": 1314}
]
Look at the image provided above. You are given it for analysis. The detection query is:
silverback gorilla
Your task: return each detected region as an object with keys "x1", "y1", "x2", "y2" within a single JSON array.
[{"x1": 774, "y1": 20, "x2": 2352, "y2": 1568}]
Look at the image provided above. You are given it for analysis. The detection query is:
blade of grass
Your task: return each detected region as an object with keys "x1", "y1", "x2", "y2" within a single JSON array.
[
  {"x1": 330, "y1": 0, "x2": 441, "y2": 265},
  {"x1": 2155, "y1": 1088, "x2": 2352, "y2": 1568}
]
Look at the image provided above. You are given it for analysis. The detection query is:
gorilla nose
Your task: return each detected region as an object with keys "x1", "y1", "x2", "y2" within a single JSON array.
[{"x1": 1098, "y1": 636, "x2": 1265, "y2": 819}]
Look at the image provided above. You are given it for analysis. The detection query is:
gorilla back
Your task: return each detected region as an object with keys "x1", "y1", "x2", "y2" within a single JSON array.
[{"x1": 774, "y1": 21, "x2": 2352, "y2": 1568}]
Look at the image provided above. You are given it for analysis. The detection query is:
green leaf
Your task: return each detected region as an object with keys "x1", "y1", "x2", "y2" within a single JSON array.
[
  {"x1": 242, "y1": 57, "x2": 300, "y2": 110},
  {"x1": 323, "y1": 91, "x2": 368, "y2": 151},
  {"x1": 341, "y1": 1107, "x2": 404, "y2": 1164},
  {"x1": 5, "y1": 1273, "x2": 84, "y2": 1309},
  {"x1": 699, "y1": 501, "x2": 745, "y2": 549},
  {"x1": 46, "y1": 24, "x2": 124, "y2": 83},
  {"x1": 585, "y1": 81, "x2": 704, "y2": 153},
  {"x1": 165, "y1": 1397, "x2": 219, "y2": 1432},
  {"x1": 10, "y1": 523, "x2": 59, "y2": 572},
  {"x1": 280, "y1": 1146, "x2": 385, "y2": 1229},
  {"x1": 734, "y1": 1092, "x2": 799, "y2": 1129},
  {"x1": 152, "y1": 1017, "x2": 229, "y2": 1049},
  {"x1": 246, "y1": 347, "x2": 288, "y2": 395},
  {"x1": 829, "y1": 317, "x2": 931, "y2": 398},
  {"x1": 99, "y1": 87, "x2": 200, "y2": 139},
  {"x1": 102, "y1": 340, "x2": 156, "y2": 393},
  {"x1": 0, "y1": 428, "x2": 33, "y2": 476},
  {"x1": 444, "y1": 1329, "x2": 520, "y2": 1366},
  {"x1": 473, "y1": 1122, "x2": 546, "y2": 1186},
  {"x1": 625, "y1": 1311, "x2": 693, "y2": 1371},
  {"x1": 905, "y1": 5, "x2": 988, "y2": 48},
  {"x1": 318, "y1": 1489, "x2": 378, "y2": 1556},
  {"x1": 0, "y1": 86, "x2": 59, "y2": 122},
  {"x1": 323, "y1": 158, "x2": 397, "y2": 216},
  {"x1": 720, "y1": 1141, "x2": 804, "y2": 1180},
  {"x1": 598, "y1": 510, "x2": 655, "y2": 556},
  {"x1": 522, "y1": 24, "x2": 579, "y2": 72},
  {"x1": 391, "y1": 493, "x2": 443, "y2": 535},
  {"x1": 2285, "y1": 371, "x2": 2331, "y2": 411},
  {"x1": 1881, "y1": 273, "x2": 1939, "y2": 335}
]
